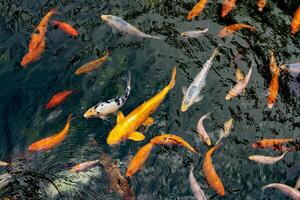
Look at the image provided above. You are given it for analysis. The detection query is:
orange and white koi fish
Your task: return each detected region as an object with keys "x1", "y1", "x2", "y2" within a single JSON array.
[
  {"x1": 70, "y1": 160, "x2": 99, "y2": 172},
  {"x1": 51, "y1": 20, "x2": 79, "y2": 37},
  {"x1": 107, "y1": 67, "x2": 176, "y2": 145},
  {"x1": 203, "y1": 144, "x2": 225, "y2": 196},
  {"x1": 257, "y1": 0, "x2": 266, "y2": 11},
  {"x1": 28, "y1": 114, "x2": 72, "y2": 152},
  {"x1": 21, "y1": 38, "x2": 46, "y2": 67},
  {"x1": 187, "y1": 0, "x2": 208, "y2": 21},
  {"x1": 252, "y1": 138, "x2": 294, "y2": 150},
  {"x1": 218, "y1": 24, "x2": 255, "y2": 38},
  {"x1": 221, "y1": 0, "x2": 237, "y2": 17},
  {"x1": 267, "y1": 66, "x2": 280, "y2": 109},
  {"x1": 75, "y1": 50, "x2": 109, "y2": 75},
  {"x1": 150, "y1": 134, "x2": 197, "y2": 153},
  {"x1": 46, "y1": 90, "x2": 73, "y2": 109},
  {"x1": 291, "y1": 6, "x2": 300, "y2": 34}
]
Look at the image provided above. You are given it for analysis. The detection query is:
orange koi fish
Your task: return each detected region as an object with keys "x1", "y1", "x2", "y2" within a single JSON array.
[
  {"x1": 46, "y1": 90, "x2": 73, "y2": 109},
  {"x1": 150, "y1": 134, "x2": 197, "y2": 153},
  {"x1": 252, "y1": 138, "x2": 294, "y2": 150},
  {"x1": 257, "y1": 0, "x2": 266, "y2": 11},
  {"x1": 28, "y1": 33, "x2": 44, "y2": 52},
  {"x1": 187, "y1": 0, "x2": 208, "y2": 21},
  {"x1": 291, "y1": 6, "x2": 300, "y2": 34},
  {"x1": 21, "y1": 38, "x2": 46, "y2": 67},
  {"x1": 107, "y1": 67, "x2": 176, "y2": 145},
  {"x1": 75, "y1": 50, "x2": 109, "y2": 75},
  {"x1": 221, "y1": 0, "x2": 237, "y2": 17},
  {"x1": 70, "y1": 160, "x2": 99, "y2": 172},
  {"x1": 203, "y1": 144, "x2": 225, "y2": 196},
  {"x1": 267, "y1": 67, "x2": 279, "y2": 109},
  {"x1": 35, "y1": 8, "x2": 57, "y2": 37},
  {"x1": 28, "y1": 114, "x2": 72, "y2": 152},
  {"x1": 51, "y1": 20, "x2": 79, "y2": 37},
  {"x1": 218, "y1": 24, "x2": 255, "y2": 38}
]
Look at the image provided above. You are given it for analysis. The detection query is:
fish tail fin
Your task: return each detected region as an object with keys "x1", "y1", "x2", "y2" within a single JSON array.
[
  {"x1": 214, "y1": 143, "x2": 222, "y2": 150},
  {"x1": 67, "y1": 114, "x2": 73, "y2": 123},
  {"x1": 250, "y1": 26, "x2": 256, "y2": 32},
  {"x1": 126, "y1": 71, "x2": 131, "y2": 88},
  {"x1": 212, "y1": 46, "x2": 221, "y2": 58},
  {"x1": 204, "y1": 112, "x2": 212, "y2": 120},
  {"x1": 168, "y1": 67, "x2": 177, "y2": 89}
]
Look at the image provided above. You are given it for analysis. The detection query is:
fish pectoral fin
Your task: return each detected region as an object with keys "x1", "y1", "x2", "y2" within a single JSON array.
[
  {"x1": 142, "y1": 117, "x2": 154, "y2": 126},
  {"x1": 117, "y1": 112, "x2": 125, "y2": 124},
  {"x1": 194, "y1": 95, "x2": 203, "y2": 103},
  {"x1": 128, "y1": 131, "x2": 145, "y2": 141},
  {"x1": 182, "y1": 86, "x2": 187, "y2": 95}
]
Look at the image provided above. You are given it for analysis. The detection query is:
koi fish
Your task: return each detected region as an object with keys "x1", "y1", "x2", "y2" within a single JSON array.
[
  {"x1": 84, "y1": 72, "x2": 131, "y2": 119},
  {"x1": 263, "y1": 183, "x2": 300, "y2": 200},
  {"x1": 99, "y1": 153, "x2": 135, "y2": 200},
  {"x1": 150, "y1": 134, "x2": 197, "y2": 153},
  {"x1": 21, "y1": 37, "x2": 46, "y2": 67},
  {"x1": 280, "y1": 63, "x2": 300, "y2": 74},
  {"x1": 181, "y1": 28, "x2": 208, "y2": 38},
  {"x1": 291, "y1": 6, "x2": 300, "y2": 34},
  {"x1": 28, "y1": 114, "x2": 72, "y2": 152},
  {"x1": 35, "y1": 8, "x2": 57, "y2": 38},
  {"x1": 46, "y1": 90, "x2": 73, "y2": 109},
  {"x1": 187, "y1": 0, "x2": 209, "y2": 21},
  {"x1": 75, "y1": 50, "x2": 109, "y2": 75},
  {"x1": 269, "y1": 50, "x2": 278, "y2": 75},
  {"x1": 107, "y1": 67, "x2": 176, "y2": 145},
  {"x1": 221, "y1": 0, "x2": 237, "y2": 17},
  {"x1": 257, "y1": 0, "x2": 266, "y2": 11},
  {"x1": 218, "y1": 24, "x2": 255, "y2": 38},
  {"x1": 267, "y1": 66, "x2": 280, "y2": 109},
  {"x1": 249, "y1": 152, "x2": 286, "y2": 165},
  {"x1": 28, "y1": 33, "x2": 44, "y2": 52},
  {"x1": 189, "y1": 165, "x2": 208, "y2": 200},
  {"x1": 126, "y1": 143, "x2": 154, "y2": 178},
  {"x1": 70, "y1": 160, "x2": 99, "y2": 172},
  {"x1": 216, "y1": 118, "x2": 234, "y2": 144},
  {"x1": 51, "y1": 20, "x2": 79, "y2": 37},
  {"x1": 252, "y1": 138, "x2": 294, "y2": 150},
  {"x1": 235, "y1": 67, "x2": 244, "y2": 81},
  {"x1": 225, "y1": 67, "x2": 252, "y2": 100},
  {"x1": 196, "y1": 113, "x2": 212, "y2": 146},
  {"x1": 0, "y1": 161, "x2": 9, "y2": 167},
  {"x1": 203, "y1": 144, "x2": 225, "y2": 196},
  {"x1": 101, "y1": 15, "x2": 162, "y2": 39},
  {"x1": 181, "y1": 47, "x2": 219, "y2": 112}
]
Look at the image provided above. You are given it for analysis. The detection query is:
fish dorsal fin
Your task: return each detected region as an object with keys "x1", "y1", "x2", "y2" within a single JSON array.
[
  {"x1": 142, "y1": 117, "x2": 154, "y2": 126},
  {"x1": 117, "y1": 112, "x2": 125, "y2": 124},
  {"x1": 128, "y1": 131, "x2": 145, "y2": 141},
  {"x1": 182, "y1": 86, "x2": 187, "y2": 95}
]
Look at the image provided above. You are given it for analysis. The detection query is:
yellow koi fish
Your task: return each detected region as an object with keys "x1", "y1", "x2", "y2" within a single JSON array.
[{"x1": 107, "y1": 67, "x2": 176, "y2": 145}]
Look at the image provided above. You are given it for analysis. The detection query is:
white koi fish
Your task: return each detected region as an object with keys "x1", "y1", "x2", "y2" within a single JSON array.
[
  {"x1": 189, "y1": 165, "x2": 207, "y2": 200},
  {"x1": 70, "y1": 160, "x2": 100, "y2": 173},
  {"x1": 280, "y1": 63, "x2": 300, "y2": 74},
  {"x1": 84, "y1": 72, "x2": 131, "y2": 119},
  {"x1": 181, "y1": 28, "x2": 208, "y2": 38},
  {"x1": 263, "y1": 183, "x2": 300, "y2": 200},
  {"x1": 196, "y1": 113, "x2": 212, "y2": 146},
  {"x1": 181, "y1": 47, "x2": 220, "y2": 112},
  {"x1": 216, "y1": 118, "x2": 233, "y2": 144},
  {"x1": 249, "y1": 152, "x2": 286, "y2": 165},
  {"x1": 101, "y1": 15, "x2": 162, "y2": 39}
]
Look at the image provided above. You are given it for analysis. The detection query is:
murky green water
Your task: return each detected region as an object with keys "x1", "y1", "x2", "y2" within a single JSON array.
[{"x1": 0, "y1": 0, "x2": 300, "y2": 199}]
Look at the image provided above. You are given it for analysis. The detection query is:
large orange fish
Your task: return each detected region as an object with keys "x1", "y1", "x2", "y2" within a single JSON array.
[
  {"x1": 51, "y1": 20, "x2": 79, "y2": 37},
  {"x1": 203, "y1": 144, "x2": 225, "y2": 196},
  {"x1": 218, "y1": 24, "x2": 255, "y2": 37},
  {"x1": 269, "y1": 50, "x2": 277, "y2": 75},
  {"x1": 267, "y1": 66, "x2": 280, "y2": 109},
  {"x1": 257, "y1": 0, "x2": 266, "y2": 11},
  {"x1": 75, "y1": 50, "x2": 109, "y2": 75},
  {"x1": 28, "y1": 33, "x2": 44, "y2": 52},
  {"x1": 186, "y1": 0, "x2": 208, "y2": 21},
  {"x1": 35, "y1": 8, "x2": 57, "y2": 37},
  {"x1": 252, "y1": 138, "x2": 294, "y2": 150},
  {"x1": 21, "y1": 38, "x2": 46, "y2": 67},
  {"x1": 221, "y1": 0, "x2": 237, "y2": 17},
  {"x1": 291, "y1": 6, "x2": 300, "y2": 34},
  {"x1": 46, "y1": 90, "x2": 73, "y2": 109},
  {"x1": 28, "y1": 114, "x2": 72, "y2": 152}
]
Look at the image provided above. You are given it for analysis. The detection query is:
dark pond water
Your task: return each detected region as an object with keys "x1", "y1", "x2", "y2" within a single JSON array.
[{"x1": 0, "y1": 0, "x2": 300, "y2": 199}]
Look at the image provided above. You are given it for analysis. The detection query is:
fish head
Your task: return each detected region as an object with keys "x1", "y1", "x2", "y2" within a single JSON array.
[
  {"x1": 107, "y1": 125, "x2": 125, "y2": 145},
  {"x1": 204, "y1": 138, "x2": 212, "y2": 146},
  {"x1": 180, "y1": 32, "x2": 189, "y2": 37},
  {"x1": 267, "y1": 99, "x2": 275, "y2": 109},
  {"x1": 83, "y1": 106, "x2": 99, "y2": 119},
  {"x1": 101, "y1": 15, "x2": 113, "y2": 22},
  {"x1": 181, "y1": 100, "x2": 191, "y2": 112}
]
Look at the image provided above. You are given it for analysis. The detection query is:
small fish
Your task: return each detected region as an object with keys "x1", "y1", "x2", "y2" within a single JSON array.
[
  {"x1": 51, "y1": 20, "x2": 79, "y2": 37},
  {"x1": 252, "y1": 138, "x2": 294, "y2": 150},
  {"x1": 99, "y1": 153, "x2": 135, "y2": 200},
  {"x1": 196, "y1": 113, "x2": 212, "y2": 146},
  {"x1": 126, "y1": 143, "x2": 154, "y2": 177},
  {"x1": 70, "y1": 160, "x2": 99, "y2": 172},
  {"x1": 181, "y1": 47, "x2": 220, "y2": 112},
  {"x1": 101, "y1": 15, "x2": 161, "y2": 39},
  {"x1": 257, "y1": 0, "x2": 266, "y2": 11},
  {"x1": 84, "y1": 72, "x2": 131, "y2": 119},
  {"x1": 235, "y1": 67, "x2": 245, "y2": 82},
  {"x1": 150, "y1": 134, "x2": 197, "y2": 153},
  {"x1": 267, "y1": 66, "x2": 280, "y2": 109},
  {"x1": 189, "y1": 165, "x2": 208, "y2": 200},
  {"x1": 75, "y1": 50, "x2": 109, "y2": 75},
  {"x1": 107, "y1": 67, "x2": 176, "y2": 145},
  {"x1": 21, "y1": 38, "x2": 46, "y2": 67},
  {"x1": 187, "y1": 0, "x2": 209, "y2": 20},
  {"x1": 181, "y1": 28, "x2": 208, "y2": 38},
  {"x1": 46, "y1": 90, "x2": 73, "y2": 109},
  {"x1": 294, "y1": 176, "x2": 300, "y2": 190},
  {"x1": 216, "y1": 118, "x2": 234, "y2": 144},
  {"x1": 221, "y1": 0, "x2": 237, "y2": 17},
  {"x1": 280, "y1": 63, "x2": 300, "y2": 74},
  {"x1": 225, "y1": 67, "x2": 252, "y2": 100},
  {"x1": 269, "y1": 50, "x2": 278, "y2": 75},
  {"x1": 291, "y1": 6, "x2": 300, "y2": 34},
  {"x1": 28, "y1": 114, "x2": 72, "y2": 152},
  {"x1": 249, "y1": 152, "x2": 286, "y2": 165},
  {"x1": 203, "y1": 144, "x2": 225, "y2": 196},
  {"x1": 218, "y1": 24, "x2": 255, "y2": 38},
  {"x1": 263, "y1": 183, "x2": 300, "y2": 200},
  {"x1": 0, "y1": 161, "x2": 9, "y2": 167}
]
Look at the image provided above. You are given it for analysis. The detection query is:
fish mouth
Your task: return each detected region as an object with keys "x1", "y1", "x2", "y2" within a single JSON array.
[
  {"x1": 267, "y1": 103, "x2": 274, "y2": 109},
  {"x1": 101, "y1": 15, "x2": 109, "y2": 22},
  {"x1": 181, "y1": 104, "x2": 188, "y2": 112}
]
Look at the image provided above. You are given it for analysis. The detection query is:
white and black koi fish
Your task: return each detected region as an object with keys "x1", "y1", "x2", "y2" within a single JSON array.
[{"x1": 84, "y1": 72, "x2": 131, "y2": 119}]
